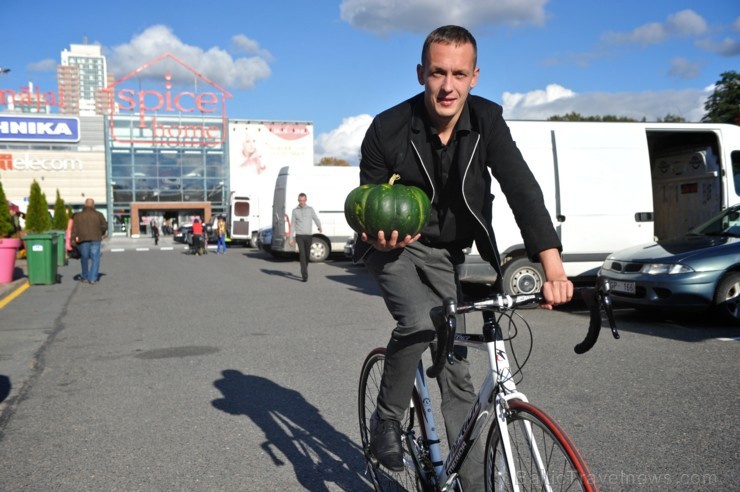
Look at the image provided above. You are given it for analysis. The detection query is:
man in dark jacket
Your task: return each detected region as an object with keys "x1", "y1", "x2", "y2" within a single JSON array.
[
  {"x1": 72, "y1": 198, "x2": 107, "y2": 284},
  {"x1": 357, "y1": 26, "x2": 573, "y2": 489}
]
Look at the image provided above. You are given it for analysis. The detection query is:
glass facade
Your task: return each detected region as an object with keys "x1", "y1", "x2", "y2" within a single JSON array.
[{"x1": 107, "y1": 114, "x2": 228, "y2": 235}]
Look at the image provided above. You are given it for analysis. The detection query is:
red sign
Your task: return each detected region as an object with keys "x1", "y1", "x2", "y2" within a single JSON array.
[
  {"x1": 104, "y1": 53, "x2": 232, "y2": 147},
  {"x1": 0, "y1": 154, "x2": 12, "y2": 170}
]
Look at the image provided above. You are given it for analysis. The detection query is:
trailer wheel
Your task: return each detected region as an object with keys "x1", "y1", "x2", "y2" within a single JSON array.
[
  {"x1": 310, "y1": 237, "x2": 330, "y2": 262},
  {"x1": 502, "y1": 257, "x2": 545, "y2": 296}
]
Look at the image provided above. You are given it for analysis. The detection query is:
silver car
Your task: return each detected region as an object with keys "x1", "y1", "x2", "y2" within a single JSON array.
[{"x1": 599, "y1": 204, "x2": 740, "y2": 324}]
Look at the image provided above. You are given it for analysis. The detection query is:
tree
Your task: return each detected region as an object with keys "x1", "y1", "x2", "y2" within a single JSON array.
[
  {"x1": 547, "y1": 112, "x2": 640, "y2": 122},
  {"x1": 317, "y1": 156, "x2": 351, "y2": 166},
  {"x1": 0, "y1": 181, "x2": 14, "y2": 238},
  {"x1": 25, "y1": 180, "x2": 51, "y2": 233},
  {"x1": 702, "y1": 71, "x2": 740, "y2": 125},
  {"x1": 52, "y1": 189, "x2": 67, "y2": 230},
  {"x1": 657, "y1": 114, "x2": 686, "y2": 123}
]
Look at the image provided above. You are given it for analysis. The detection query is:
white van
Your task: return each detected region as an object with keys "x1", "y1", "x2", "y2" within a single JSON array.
[
  {"x1": 270, "y1": 165, "x2": 359, "y2": 261},
  {"x1": 460, "y1": 121, "x2": 740, "y2": 294}
]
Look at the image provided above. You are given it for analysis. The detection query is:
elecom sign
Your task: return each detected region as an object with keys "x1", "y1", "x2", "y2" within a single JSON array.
[
  {"x1": 105, "y1": 53, "x2": 231, "y2": 147},
  {"x1": 0, "y1": 152, "x2": 83, "y2": 171}
]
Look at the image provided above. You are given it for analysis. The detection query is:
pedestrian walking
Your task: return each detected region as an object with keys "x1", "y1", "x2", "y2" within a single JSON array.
[
  {"x1": 289, "y1": 193, "x2": 322, "y2": 282},
  {"x1": 152, "y1": 221, "x2": 160, "y2": 246},
  {"x1": 216, "y1": 216, "x2": 227, "y2": 254},
  {"x1": 72, "y1": 198, "x2": 108, "y2": 284}
]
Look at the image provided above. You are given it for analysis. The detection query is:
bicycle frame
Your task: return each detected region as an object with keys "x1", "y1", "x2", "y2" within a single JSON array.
[{"x1": 412, "y1": 319, "x2": 545, "y2": 491}]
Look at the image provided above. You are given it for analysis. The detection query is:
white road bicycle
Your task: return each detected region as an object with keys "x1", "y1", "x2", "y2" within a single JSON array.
[{"x1": 358, "y1": 279, "x2": 619, "y2": 491}]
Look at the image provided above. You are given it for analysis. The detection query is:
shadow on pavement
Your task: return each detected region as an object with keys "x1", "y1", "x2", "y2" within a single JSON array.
[
  {"x1": 0, "y1": 375, "x2": 10, "y2": 404},
  {"x1": 211, "y1": 370, "x2": 370, "y2": 490}
]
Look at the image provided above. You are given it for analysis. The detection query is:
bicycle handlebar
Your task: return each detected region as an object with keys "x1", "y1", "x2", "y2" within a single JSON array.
[{"x1": 426, "y1": 278, "x2": 619, "y2": 378}]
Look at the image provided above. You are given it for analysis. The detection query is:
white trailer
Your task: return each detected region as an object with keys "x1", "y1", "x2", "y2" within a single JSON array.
[
  {"x1": 226, "y1": 192, "x2": 252, "y2": 246},
  {"x1": 270, "y1": 165, "x2": 359, "y2": 261},
  {"x1": 228, "y1": 120, "x2": 314, "y2": 246},
  {"x1": 460, "y1": 121, "x2": 740, "y2": 294}
]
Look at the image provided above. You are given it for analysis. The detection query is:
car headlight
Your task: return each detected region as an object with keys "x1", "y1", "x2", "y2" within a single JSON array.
[{"x1": 640, "y1": 263, "x2": 695, "y2": 275}]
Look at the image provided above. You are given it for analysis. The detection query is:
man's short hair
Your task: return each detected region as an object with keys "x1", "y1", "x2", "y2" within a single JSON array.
[{"x1": 421, "y1": 25, "x2": 477, "y2": 67}]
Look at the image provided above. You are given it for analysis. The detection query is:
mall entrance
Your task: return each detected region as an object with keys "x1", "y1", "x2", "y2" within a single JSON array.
[{"x1": 129, "y1": 202, "x2": 212, "y2": 237}]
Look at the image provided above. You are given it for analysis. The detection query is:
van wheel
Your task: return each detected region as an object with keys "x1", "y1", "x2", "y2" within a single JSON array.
[
  {"x1": 310, "y1": 237, "x2": 330, "y2": 262},
  {"x1": 502, "y1": 257, "x2": 544, "y2": 296},
  {"x1": 713, "y1": 272, "x2": 740, "y2": 325}
]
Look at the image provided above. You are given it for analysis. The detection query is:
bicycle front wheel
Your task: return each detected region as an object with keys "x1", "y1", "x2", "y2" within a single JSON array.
[
  {"x1": 485, "y1": 399, "x2": 596, "y2": 492},
  {"x1": 358, "y1": 347, "x2": 427, "y2": 491}
]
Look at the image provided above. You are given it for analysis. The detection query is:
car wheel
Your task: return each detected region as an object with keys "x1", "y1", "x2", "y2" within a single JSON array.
[
  {"x1": 501, "y1": 257, "x2": 544, "y2": 296},
  {"x1": 713, "y1": 272, "x2": 740, "y2": 325},
  {"x1": 310, "y1": 237, "x2": 330, "y2": 262}
]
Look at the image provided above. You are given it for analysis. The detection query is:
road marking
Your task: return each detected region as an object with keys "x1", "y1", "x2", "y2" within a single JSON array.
[
  {"x1": 161, "y1": 247, "x2": 174, "y2": 250},
  {"x1": 135, "y1": 248, "x2": 150, "y2": 251},
  {"x1": 717, "y1": 337, "x2": 740, "y2": 341},
  {"x1": 0, "y1": 280, "x2": 29, "y2": 310},
  {"x1": 111, "y1": 248, "x2": 125, "y2": 252}
]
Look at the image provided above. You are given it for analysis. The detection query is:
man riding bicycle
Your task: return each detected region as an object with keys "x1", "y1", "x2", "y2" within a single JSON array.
[{"x1": 354, "y1": 25, "x2": 573, "y2": 490}]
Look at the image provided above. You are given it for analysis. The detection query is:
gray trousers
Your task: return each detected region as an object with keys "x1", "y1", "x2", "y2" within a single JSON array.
[{"x1": 364, "y1": 241, "x2": 484, "y2": 491}]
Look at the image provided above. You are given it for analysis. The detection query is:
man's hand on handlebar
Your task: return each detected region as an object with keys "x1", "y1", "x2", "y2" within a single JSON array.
[
  {"x1": 361, "y1": 230, "x2": 421, "y2": 252},
  {"x1": 540, "y1": 278, "x2": 574, "y2": 310}
]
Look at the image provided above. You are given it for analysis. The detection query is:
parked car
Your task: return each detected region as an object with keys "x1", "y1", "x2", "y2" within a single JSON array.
[
  {"x1": 598, "y1": 204, "x2": 740, "y2": 324},
  {"x1": 173, "y1": 224, "x2": 193, "y2": 243},
  {"x1": 344, "y1": 234, "x2": 356, "y2": 259},
  {"x1": 257, "y1": 227, "x2": 273, "y2": 252}
]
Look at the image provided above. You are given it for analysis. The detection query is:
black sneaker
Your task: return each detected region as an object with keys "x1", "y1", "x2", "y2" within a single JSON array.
[{"x1": 370, "y1": 419, "x2": 404, "y2": 471}]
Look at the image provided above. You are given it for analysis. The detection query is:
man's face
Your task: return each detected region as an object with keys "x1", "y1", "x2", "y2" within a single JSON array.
[
  {"x1": 298, "y1": 196, "x2": 307, "y2": 207},
  {"x1": 417, "y1": 41, "x2": 479, "y2": 128}
]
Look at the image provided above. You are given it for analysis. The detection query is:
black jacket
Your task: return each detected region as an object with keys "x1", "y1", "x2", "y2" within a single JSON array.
[{"x1": 354, "y1": 93, "x2": 561, "y2": 273}]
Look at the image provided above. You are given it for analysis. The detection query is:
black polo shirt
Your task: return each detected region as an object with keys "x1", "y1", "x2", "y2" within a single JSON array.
[{"x1": 421, "y1": 103, "x2": 477, "y2": 247}]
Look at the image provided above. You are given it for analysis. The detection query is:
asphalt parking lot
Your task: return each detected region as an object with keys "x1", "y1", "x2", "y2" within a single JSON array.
[{"x1": 0, "y1": 236, "x2": 738, "y2": 490}]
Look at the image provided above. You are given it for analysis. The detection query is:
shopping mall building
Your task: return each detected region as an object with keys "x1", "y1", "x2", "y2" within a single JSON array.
[{"x1": 0, "y1": 53, "x2": 314, "y2": 238}]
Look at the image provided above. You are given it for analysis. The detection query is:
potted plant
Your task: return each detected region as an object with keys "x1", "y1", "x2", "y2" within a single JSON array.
[{"x1": 0, "y1": 180, "x2": 22, "y2": 284}]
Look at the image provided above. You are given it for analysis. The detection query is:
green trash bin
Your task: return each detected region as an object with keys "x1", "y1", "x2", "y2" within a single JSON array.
[
  {"x1": 23, "y1": 233, "x2": 58, "y2": 285},
  {"x1": 50, "y1": 230, "x2": 68, "y2": 267}
]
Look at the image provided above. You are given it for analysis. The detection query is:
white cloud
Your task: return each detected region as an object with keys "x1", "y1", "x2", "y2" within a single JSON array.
[
  {"x1": 340, "y1": 0, "x2": 548, "y2": 35},
  {"x1": 27, "y1": 59, "x2": 57, "y2": 72},
  {"x1": 667, "y1": 57, "x2": 702, "y2": 80},
  {"x1": 106, "y1": 25, "x2": 271, "y2": 90},
  {"x1": 602, "y1": 9, "x2": 707, "y2": 46},
  {"x1": 733, "y1": 17, "x2": 740, "y2": 33},
  {"x1": 502, "y1": 84, "x2": 575, "y2": 110},
  {"x1": 696, "y1": 37, "x2": 740, "y2": 57},
  {"x1": 502, "y1": 84, "x2": 709, "y2": 122},
  {"x1": 314, "y1": 114, "x2": 373, "y2": 165},
  {"x1": 231, "y1": 34, "x2": 273, "y2": 61}
]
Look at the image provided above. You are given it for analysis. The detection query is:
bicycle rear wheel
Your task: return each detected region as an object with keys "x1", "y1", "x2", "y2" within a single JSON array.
[
  {"x1": 358, "y1": 347, "x2": 427, "y2": 491},
  {"x1": 485, "y1": 399, "x2": 596, "y2": 491}
]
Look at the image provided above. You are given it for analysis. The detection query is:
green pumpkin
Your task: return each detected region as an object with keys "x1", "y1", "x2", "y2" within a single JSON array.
[{"x1": 344, "y1": 174, "x2": 431, "y2": 239}]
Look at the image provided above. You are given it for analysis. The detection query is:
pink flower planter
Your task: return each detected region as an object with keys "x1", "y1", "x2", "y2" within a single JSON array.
[{"x1": 0, "y1": 237, "x2": 22, "y2": 283}]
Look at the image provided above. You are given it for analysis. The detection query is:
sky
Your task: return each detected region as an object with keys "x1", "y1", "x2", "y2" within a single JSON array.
[{"x1": 1, "y1": 0, "x2": 737, "y2": 164}]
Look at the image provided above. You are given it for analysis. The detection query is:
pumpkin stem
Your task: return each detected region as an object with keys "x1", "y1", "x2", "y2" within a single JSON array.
[{"x1": 389, "y1": 173, "x2": 401, "y2": 185}]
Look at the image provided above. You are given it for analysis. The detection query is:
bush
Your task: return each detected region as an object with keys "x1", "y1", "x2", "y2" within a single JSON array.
[
  {"x1": 25, "y1": 180, "x2": 52, "y2": 233},
  {"x1": 52, "y1": 189, "x2": 68, "y2": 230},
  {"x1": 0, "y1": 181, "x2": 15, "y2": 238}
]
